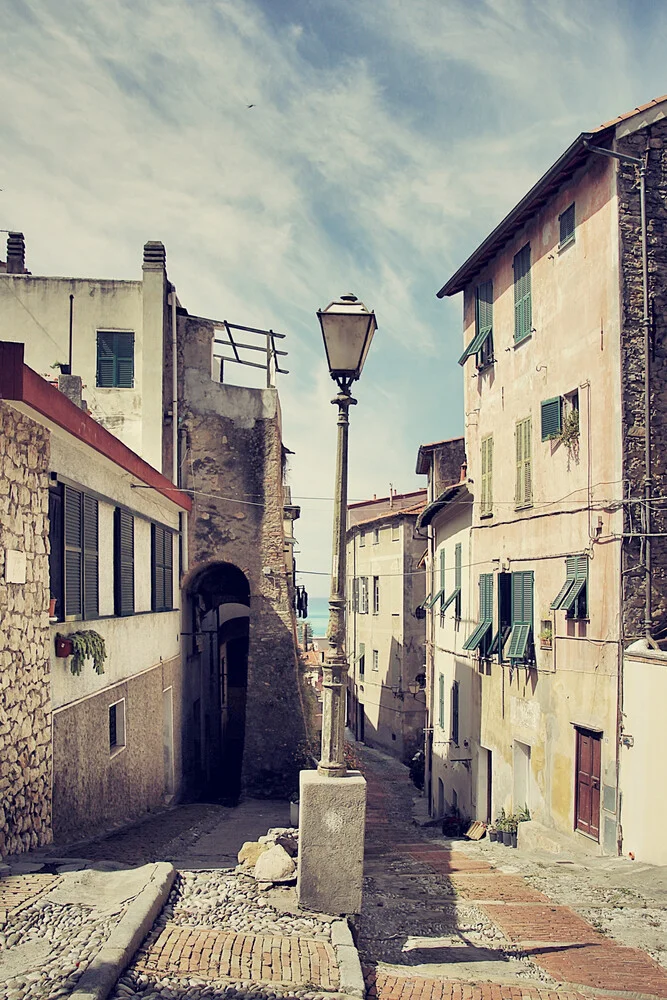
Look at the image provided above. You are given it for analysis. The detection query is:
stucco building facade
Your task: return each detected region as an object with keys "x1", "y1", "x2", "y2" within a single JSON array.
[
  {"x1": 436, "y1": 97, "x2": 667, "y2": 858},
  {"x1": 345, "y1": 490, "x2": 427, "y2": 763}
]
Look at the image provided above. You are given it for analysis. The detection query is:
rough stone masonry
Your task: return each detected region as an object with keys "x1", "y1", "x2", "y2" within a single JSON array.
[{"x1": 0, "y1": 401, "x2": 52, "y2": 857}]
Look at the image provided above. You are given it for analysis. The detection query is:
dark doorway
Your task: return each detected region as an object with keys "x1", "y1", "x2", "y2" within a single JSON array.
[
  {"x1": 575, "y1": 727, "x2": 601, "y2": 840},
  {"x1": 358, "y1": 703, "x2": 365, "y2": 743},
  {"x1": 186, "y1": 563, "x2": 250, "y2": 805}
]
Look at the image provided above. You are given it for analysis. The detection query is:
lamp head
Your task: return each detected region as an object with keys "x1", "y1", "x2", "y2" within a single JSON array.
[{"x1": 317, "y1": 293, "x2": 377, "y2": 392}]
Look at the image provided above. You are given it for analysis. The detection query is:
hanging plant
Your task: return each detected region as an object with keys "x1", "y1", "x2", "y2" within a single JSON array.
[
  {"x1": 560, "y1": 409, "x2": 580, "y2": 455},
  {"x1": 68, "y1": 630, "x2": 107, "y2": 676}
]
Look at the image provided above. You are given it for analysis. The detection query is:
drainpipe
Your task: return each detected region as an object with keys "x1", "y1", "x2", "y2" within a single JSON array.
[
  {"x1": 582, "y1": 140, "x2": 654, "y2": 646},
  {"x1": 170, "y1": 287, "x2": 179, "y2": 486}
]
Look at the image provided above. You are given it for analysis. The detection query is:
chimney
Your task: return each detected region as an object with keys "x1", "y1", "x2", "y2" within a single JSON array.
[
  {"x1": 460, "y1": 459, "x2": 468, "y2": 483},
  {"x1": 143, "y1": 240, "x2": 166, "y2": 271},
  {"x1": 7, "y1": 232, "x2": 26, "y2": 274}
]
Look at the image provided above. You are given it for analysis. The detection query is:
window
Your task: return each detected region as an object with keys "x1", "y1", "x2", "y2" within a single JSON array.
[
  {"x1": 481, "y1": 436, "x2": 493, "y2": 516},
  {"x1": 440, "y1": 543, "x2": 462, "y2": 618},
  {"x1": 97, "y1": 332, "x2": 135, "y2": 388},
  {"x1": 359, "y1": 576, "x2": 369, "y2": 614},
  {"x1": 541, "y1": 397, "x2": 562, "y2": 440},
  {"x1": 439, "y1": 548, "x2": 446, "y2": 617},
  {"x1": 373, "y1": 528, "x2": 380, "y2": 545},
  {"x1": 551, "y1": 555, "x2": 588, "y2": 619},
  {"x1": 392, "y1": 523, "x2": 399, "y2": 541},
  {"x1": 357, "y1": 642, "x2": 365, "y2": 677},
  {"x1": 109, "y1": 699, "x2": 126, "y2": 755},
  {"x1": 490, "y1": 572, "x2": 512, "y2": 659},
  {"x1": 372, "y1": 649, "x2": 379, "y2": 672},
  {"x1": 438, "y1": 674, "x2": 445, "y2": 729},
  {"x1": 513, "y1": 244, "x2": 532, "y2": 342},
  {"x1": 451, "y1": 681, "x2": 460, "y2": 745},
  {"x1": 559, "y1": 203, "x2": 575, "y2": 249},
  {"x1": 464, "y1": 574, "x2": 494, "y2": 653},
  {"x1": 458, "y1": 280, "x2": 494, "y2": 367},
  {"x1": 114, "y1": 508, "x2": 135, "y2": 616},
  {"x1": 359, "y1": 531, "x2": 366, "y2": 547},
  {"x1": 515, "y1": 417, "x2": 533, "y2": 509},
  {"x1": 151, "y1": 524, "x2": 174, "y2": 612},
  {"x1": 507, "y1": 571, "x2": 534, "y2": 661},
  {"x1": 372, "y1": 576, "x2": 380, "y2": 614},
  {"x1": 58, "y1": 485, "x2": 98, "y2": 620},
  {"x1": 48, "y1": 486, "x2": 64, "y2": 620},
  {"x1": 352, "y1": 577, "x2": 359, "y2": 613}
]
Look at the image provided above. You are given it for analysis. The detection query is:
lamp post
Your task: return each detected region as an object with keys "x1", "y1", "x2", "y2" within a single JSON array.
[
  {"x1": 296, "y1": 294, "x2": 376, "y2": 915},
  {"x1": 317, "y1": 294, "x2": 377, "y2": 777}
]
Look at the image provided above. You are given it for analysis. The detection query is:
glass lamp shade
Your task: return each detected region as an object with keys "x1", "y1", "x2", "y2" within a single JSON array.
[
  {"x1": 318, "y1": 294, "x2": 377, "y2": 382},
  {"x1": 408, "y1": 680, "x2": 421, "y2": 697}
]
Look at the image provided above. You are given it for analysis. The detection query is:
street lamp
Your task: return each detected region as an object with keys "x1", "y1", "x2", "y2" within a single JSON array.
[
  {"x1": 317, "y1": 294, "x2": 377, "y2": 777},
  {"x1": 297, "y1": 294, "x2": 377, "y2": 914}
]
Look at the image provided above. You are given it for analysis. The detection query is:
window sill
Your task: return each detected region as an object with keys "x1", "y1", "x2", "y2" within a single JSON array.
[
  {"x1": 479, "y1": 511, "x2": 493, "y2": 520},
  {"x1": 558, "y1": 236, "x2": 575, "y2": 253},
  {"x1": 515, "y1": 502, "x2": 534, "y2": 512},
  {"x1": 110, "y1": 744, "x2": 126, "y2": 760},
  {"x1": 513, "y1": 332, "x2": 532, "y2": 347},
  {"x1": 476, "y1": 359, "x2": 495, "y2": 373},
  {"x1": 96, "y1": 386, "x2": 136, "y2": 391}
]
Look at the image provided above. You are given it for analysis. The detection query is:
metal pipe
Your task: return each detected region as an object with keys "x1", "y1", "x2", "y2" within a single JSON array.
[
  {"x1": 319, "y1": 390, "x2": 356, "y2": 777},
  {"x1": 170, "y1": 287, "x2": 178, "y2": 486},
  {"x1": 68, "y1": 294, "x2": 74, "y2": 372}
]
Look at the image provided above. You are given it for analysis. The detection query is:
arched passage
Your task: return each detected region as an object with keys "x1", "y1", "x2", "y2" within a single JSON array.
[{"x1": 185, "y1": 561, "x2": 250, "y2": 804}]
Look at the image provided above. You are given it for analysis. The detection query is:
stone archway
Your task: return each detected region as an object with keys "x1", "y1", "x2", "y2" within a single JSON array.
[{"x1": 185, "y1": 561, "x2": 250, "y2": 804}]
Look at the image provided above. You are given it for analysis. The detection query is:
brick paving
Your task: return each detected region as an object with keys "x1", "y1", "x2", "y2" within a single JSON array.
[
  {"x1": 136, "y1": 922, "x2": 339, "y2": 989},
  {"x1": 359, "y1": 742, "x2": 667, "y2": 1000},
  {"x1": 0, "y1": 872, "x2": 59, "y2": 921}
]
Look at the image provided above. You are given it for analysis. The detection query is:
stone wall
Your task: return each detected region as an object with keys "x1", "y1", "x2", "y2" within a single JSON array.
[
  {"x1": 432, "y1": 438, "x2": 466, "y2": 498},
  {"x1": 617, "y1": 122, "x2": 667, "y2": 640},
  {"x1": 178, "y1": 316, "x2": 306, "y2": 798},
  {"x1": 0, "y1": 402, "x2": 52, "y2": 857}
]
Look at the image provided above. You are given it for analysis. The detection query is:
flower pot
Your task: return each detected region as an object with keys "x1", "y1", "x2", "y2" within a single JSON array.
[
  {"x1": 49, "y1": 598, "x2": 57, "y2": 618},
  {"x1": 55, "y1": 635, "x2": 73, "y2": 658},
  {"x1": 502, "y1": 831, "x2": 512, "y2": 846},
  {"x1": 290, "y1": 800, "x2": 299, "y2": 827},
  {"x1": 511, "y1": 832, "x2": 518, "y2": 848},
  {"x1": 488, "y1": 829, "x2": 497, "y2": 842}
]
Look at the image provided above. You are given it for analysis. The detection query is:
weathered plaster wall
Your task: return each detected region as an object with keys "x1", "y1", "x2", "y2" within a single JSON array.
[
  {"x1": 52, "y1": 654, "x2": 183, "y2": 842},
  {"x1": 178, "y1": 316, "x2": 305, "y2": 797},
  {"x1": 617, "y1": 122, "x2": 667, "y2": 639},
  {"x1": 0, "y1": 402, "x2": 52, "y2": 857},
  {"x1": 459, "y1": 152, "x2": 623, "y2": 849},
  {"x1": 431, "y1": 439, "x2": 466, "y2": 498}
]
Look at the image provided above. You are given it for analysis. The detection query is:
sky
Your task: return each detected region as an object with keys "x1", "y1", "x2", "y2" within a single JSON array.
[{"x1": 1, "y1": 0, "x2": 666, "y2": 596}]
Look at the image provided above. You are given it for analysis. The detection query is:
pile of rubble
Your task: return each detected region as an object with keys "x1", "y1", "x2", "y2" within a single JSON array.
[{"x1": 236, "y1": 828, "x2": 299, "y2": 887}]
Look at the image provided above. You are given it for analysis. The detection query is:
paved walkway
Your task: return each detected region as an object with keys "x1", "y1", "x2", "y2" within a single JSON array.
[{"x1": 356, "y1": 740, "x2": 667, "y2": 1000}]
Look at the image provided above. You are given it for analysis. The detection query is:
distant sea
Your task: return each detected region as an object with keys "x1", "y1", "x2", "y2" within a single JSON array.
[{"x1": 306, "y1": 596, "x2": 329, "y2": 638}]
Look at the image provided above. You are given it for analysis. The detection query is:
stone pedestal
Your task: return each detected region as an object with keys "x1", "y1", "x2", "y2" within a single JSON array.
[{"x1": 297, "y1": 768, "x2": 366, "y2": 915}]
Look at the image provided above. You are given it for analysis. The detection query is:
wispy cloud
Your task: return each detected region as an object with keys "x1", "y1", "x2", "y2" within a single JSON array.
[{"x1": 0, "y1": 0, "x2": 664, "y2": 591}]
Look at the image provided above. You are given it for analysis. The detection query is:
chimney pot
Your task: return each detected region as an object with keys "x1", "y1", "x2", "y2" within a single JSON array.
[
  {"x1": 7, "y1": 232, "x2": 26, "y2": 274},
  {"x1": 460, "y1": 460, "x2": 468, "y2": 482},
  {"x1": 143, "y1": 240, "x2": 166, "y2": 270}
]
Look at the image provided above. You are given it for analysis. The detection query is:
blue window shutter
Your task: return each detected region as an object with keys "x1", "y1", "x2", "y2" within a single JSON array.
[{"x1": 541, "y1": 397, "x2": 562, "y2": 440}]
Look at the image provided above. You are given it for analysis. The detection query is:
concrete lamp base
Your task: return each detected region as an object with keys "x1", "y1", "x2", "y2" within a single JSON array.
[{"x1": 297, "y1": 768, "x2": 367, "y2": 915}]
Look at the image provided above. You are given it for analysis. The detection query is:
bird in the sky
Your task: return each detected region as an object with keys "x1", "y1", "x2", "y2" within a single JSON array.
[{"x1": 247, "y1": 104, "x2": 256, "y2": 109}]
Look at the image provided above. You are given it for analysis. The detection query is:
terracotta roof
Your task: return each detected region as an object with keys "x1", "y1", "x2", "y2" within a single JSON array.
[
  {"x1": 437, "y1": 96, "x2": 667, "y2": 297},
  {"x1": 348, "y1": 488, "x2": 426, "y2": 510},
  {"x1": 347, "y1": 499, "x2": 427, "y2": 531},
  {"x1": 416, "y1": 435, "x2": 464, "y2": 451}
]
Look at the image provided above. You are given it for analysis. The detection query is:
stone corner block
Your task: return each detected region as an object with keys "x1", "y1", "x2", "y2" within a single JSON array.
[{"x1": 297, "y1": 768, "x2": 366, "y2": 915}]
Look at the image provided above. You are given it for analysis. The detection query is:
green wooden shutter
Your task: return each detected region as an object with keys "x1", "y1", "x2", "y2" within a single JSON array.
[
  {"x1": 82, "y1": 495, "x2": 99, "y2": 620},
  {"x1": 516, "y1": 418, "x2": 532, "y2": 507},
  {"x1": 115, "y1": 508, "x2": 135, "y2": 616},
  {"x1": 438, "y1": 674, "x2": 445, "y2": 729},
  {"x1": 164, "y1": 530, "x2": 173, "y2": 610},
  {"x1": 513, "y1": 245, "x2": 532, "y2": 341},
  {"x1": 151, "y1": 524, "x2": 164, "y2": 611},
  {"x1": 64, "y1": 486, "x2": 82, "y2": 617},
  {"x1": 451, "y1": 681, "x2": 459, "y2": 744},
  {"x1": 96, "y1": 333, "x2": 116, "y2": 387},
  {"x1": 439, "y1": 548, "x2": 445, "y2": 611},
  {"x1": 541, "y1": 397, "x2": 562, "y2": 440},
  {"x1": 515, "y1": 421, "x2": 524, "y2": 506},
  {"x1": 481, "y1": 436, "x2": 493, "y2": 515},
  {"x1": 115, "y1": 333, "x2": 135, "y2": 388},
  {"x1": 97, "y1": 332, "x2": 135, "y2": 388}
]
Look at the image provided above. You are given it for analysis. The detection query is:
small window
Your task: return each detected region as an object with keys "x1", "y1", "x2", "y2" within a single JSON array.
[
  {"x1": 352, "y1": 577, "x2": 359, "y2": 613},
  {"x1": 458, "y1": 280, "x2": 494, "y2": 367},
  {"x1": 61, "y1": 485, "x2": 99, "y2": 620},
  {"x1": 372, "y1": 576, "x2": 380, "y2": 614},
  {"x1": 490, "y1": 572, "x2": 512, "y2": 660},
  {"x1": 440, "y1": 544, "x2": 462, "y2": 619},
  {"x1": 373, "y1": 528, "x2": 380, "y2": 545},
  {"x1": 372, "y1": 649, "x2": 379, "y2": 672},
  {"x1": 109, "y1": 699, "x2": 126, "y2": 755},
  {"x1": 541, "y1": 397, "x2": 562, "y2": 441},
  {"x1": 151, "y1": 524, "x2": 174, "y2": 612},
  {"x1": 358, "y1": 642, "x2": 365, "y2": 677},
  {"x1": 559, "y1": 203, "x2": 575, "y2": 249},
  {"x1": 97, "y1": 332, "x2": 135, "y2": 388},
  {"x1": 515, "y1": 417, "x2": 533, "y2": 509},
  {"x1": 391, "y1": 523, "x2": 399, "y2": 542},
  {"x1": 114, "y1": 508, "x2": 135, "y2": 616},
  {"x1": 451, "y1": 681, "x2": 460, "y2": 745},
  {"x1": 359, "y1": 531, "x2": 366, "y2": 547},
  {"x1": 513, "y1": 244, "x2": 532, "y2": 343}
]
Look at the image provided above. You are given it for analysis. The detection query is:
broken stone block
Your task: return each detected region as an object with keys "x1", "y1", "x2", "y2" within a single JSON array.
[
  {"x1": 254, "y1": 844, "x2": 296, "y2": 883},
  {"x1": 238, "y1": 841, "x2": 269, "y2": 866}
]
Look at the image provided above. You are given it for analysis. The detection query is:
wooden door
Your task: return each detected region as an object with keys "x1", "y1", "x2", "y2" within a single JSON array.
[{"x1": 575, "y1": 727, "x2": 601, "y2": 840}]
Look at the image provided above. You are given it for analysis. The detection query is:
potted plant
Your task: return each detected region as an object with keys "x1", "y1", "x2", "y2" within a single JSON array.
[
  {"x1": 505, "y1": 815, "x2": 518, "y2": 848},
  {"x1": 487, "y1": 824, "x2": 498, "y2": 843},
  {"x1": 57, "y1": 630, "x2": 107, "y2": 675},
  {"x1": 539, "y1": 624, "x2": 553, "y2": 650},
  {"x1": 55, "y1": 634, "x2": 73, "y2": 658}
]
